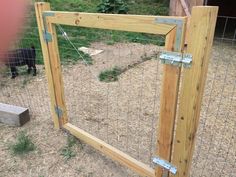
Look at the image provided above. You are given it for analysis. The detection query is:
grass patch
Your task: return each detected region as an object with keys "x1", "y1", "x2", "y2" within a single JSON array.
[
  {"x1": 99, "y1": 66, "x2": 122, "y2": 82},
  {"x1": 128, "y1": 1, "x2": 169, "y2": 15},
  {"x1": 60, "y1": 135, "x2": 80, "y2": 160},
  {"x1": 99, "y1": 52, "x2": 160, "y2": 82},
  {"x1": 10, "y1": 131, "x2": 35, "y2": 155},
  {"x1": 20, "y1": 0, "x2": 168, "y2": 64}
]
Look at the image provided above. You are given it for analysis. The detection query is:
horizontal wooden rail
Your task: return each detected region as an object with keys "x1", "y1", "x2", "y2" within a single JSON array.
[
  {"x1": 63, "y1": 123, "x2": 155, "y2": 177},
  {"x1": 45, "y1": 11, "x2": 185, "y2": 35}
]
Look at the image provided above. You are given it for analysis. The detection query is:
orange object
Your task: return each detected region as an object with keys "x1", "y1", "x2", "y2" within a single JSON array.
[{"x1": 0, "y1": 0, "x2": 28, "y2": 61}]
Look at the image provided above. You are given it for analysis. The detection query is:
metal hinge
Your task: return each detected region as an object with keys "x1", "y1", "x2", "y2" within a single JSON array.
[
  {"x1": 159, "y1": 51, "x2": 192, "y2": 68},
  {"x1": 42, "y1": 11, "x2": 55, "y2": 43},
  {"x1": 155, "y1": 18, "x2": 184, "y2": 51},
  {"x1": 152, "y1": 157, "x2": 177, "y2": 176},
  {"x1": 55, "y1": 106, "x2": 63, "y2": 119},
  {"x1": 43, "y1": 30, "x2": 52, "y2": 42}
]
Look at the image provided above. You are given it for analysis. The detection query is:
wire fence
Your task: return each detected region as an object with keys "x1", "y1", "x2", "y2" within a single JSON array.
[
  {"x1": 0, "y1": 4, "x2": 50, "y2": 120},
  {"x1": 55, "y1": 24, "x2": 165, "y2": 167},
  {"x1": 190, "y1": 16, "x2": 236, "y2": 177},
  {"x1": 0, "y1": 3, "x2": 236, "y2": 176}
]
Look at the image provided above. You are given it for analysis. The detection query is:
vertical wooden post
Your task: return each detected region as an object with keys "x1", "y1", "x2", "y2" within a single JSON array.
[
  {"x1": 170, "y1": 6, "x2": 218, "y2": 177},
  {"x1": 156, "y1": 19, "x2": 187, "y2": 177},
  {"x1": 35, "y1": 2, "x2": 68, "y2": 129}
]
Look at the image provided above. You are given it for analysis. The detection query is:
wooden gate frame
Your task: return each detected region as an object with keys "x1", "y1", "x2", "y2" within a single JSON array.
[{"x1": 35, "y1": 3, "x2": 218, "y2": 177}]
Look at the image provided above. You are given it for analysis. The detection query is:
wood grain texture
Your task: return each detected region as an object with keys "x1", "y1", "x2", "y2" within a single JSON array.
[
  {"x1": 46, "y1": 21, "x2": 68, "y2": 125},
  {"x1": 170, "y1": 6, "x2": 218, "y2": 177},
  {"x1": 156, "y1": 17, "x2": 187, "y2": 177},
  {"x1": 45, "y1": 11, "x2": 187, "y2": 35},
  {"x1": 63, "y1": 123, "x2": 155, "y2": 177},
  {"x1": 0, "y1": 103, "x2": 30, "y2": 126},
  {"x1": 35, "y1": 2, "x2": 60, "y2": 129},
  {"x1": 35, "y1": 2, "x2": 68, "y2": 128}
]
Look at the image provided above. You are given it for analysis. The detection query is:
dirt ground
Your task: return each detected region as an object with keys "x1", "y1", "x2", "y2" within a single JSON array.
[{"x1": 0, "y1": 41, "x2": 235, "y2": 177}]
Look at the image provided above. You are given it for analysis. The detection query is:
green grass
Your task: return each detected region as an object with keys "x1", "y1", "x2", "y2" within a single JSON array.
[
  {"x1": 10, "y1": 131, "x2": 35, "y2": 155},
  {"x1": 60, "y1": 135, "x2": 79, "y2": 160},
  {"x1": 21, "y1": 0, "x2": 168, "y2": 65},
  {"x1": 99, "y1": 66, "x2": 122, "y2": 82}
]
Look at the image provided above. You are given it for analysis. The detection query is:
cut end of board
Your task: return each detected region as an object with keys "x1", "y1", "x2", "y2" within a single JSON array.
[{"x1": 0, "y1": 103, "x2": 30, "y2": 127}]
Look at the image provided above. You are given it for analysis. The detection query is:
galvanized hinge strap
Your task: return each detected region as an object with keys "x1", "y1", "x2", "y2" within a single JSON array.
[
  {"x1": 155, "y1": 18, "x2": 184, "y2": 51},
  {"x1": 159, "y1": 51, "x2": 192, "y2": 68},
  {"x1": 43, "y1": 30, "x2": 52, "y2": 42},
  {"x1": 55, "y1": 106, "x2": 63, "y2": 119},
  {"x1": 152, "y1": 157, "x2": 177, "y2": 175},
  {"x1": 42, "y1": 11, "x2": 55, "y2": 43}
]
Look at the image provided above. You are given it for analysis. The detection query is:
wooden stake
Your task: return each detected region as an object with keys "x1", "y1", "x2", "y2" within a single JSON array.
[
  {"x1": 64, "y1": 123, "x2": 155, "y2": 177},
  {"x1": 46, "y1": 16, "x2": 68, "y2": 125},
  {"x1": 35, "y1": 2, "x2": 68, "y2": 128},
  {"x1": 170, "y1": 6, "x2": 218, "y2": 177},
  {"x1": 156, "y1": 17, "x2": 187, "y2": 177},
  {"x1": 45, "y1": 11, "x2": 185, "y2": 35}
]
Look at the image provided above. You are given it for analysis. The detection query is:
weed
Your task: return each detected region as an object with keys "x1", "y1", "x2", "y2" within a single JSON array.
[
  {"x1": 67, "y1": 135, "x2": 77, "y2": 148},
  {"x1": 10, "y1": 131, "x2": 35, "y2": 155},
  {"x1": 97, "y1": 0, "x2": 128, "y2": 14},
  {"x1": 99, "y1": 66, "x2": 122, "y2": 82},
  {"x1": 60, "y1": 135, "x2": 77, "y2": 160},
  {"x1": 60, "y1": 146, "x2": 76, "y2": 160}
]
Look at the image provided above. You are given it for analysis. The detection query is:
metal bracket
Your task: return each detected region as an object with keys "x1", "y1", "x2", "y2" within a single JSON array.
[
  {"x1": 42, "y1": 12, "x2": 55, "y2": 43},
  {"x1": 43, "y1": 30, "x2": 52, "y2": 42},
  {"x1": 155, "y1": 18, "x2": 184, "y2": 51},
  {"x1": 55, "y1": 106, "x2": 63, "y2": 119},
  {"x1": 152, "y1": 157, "x2": 177, "y2": 175},
  {"x1": 159, "y1": 51, "x2": 192, "y2": 68},
  {"x1": 43, "y1": 11, "x2": 55, "y2": 18}
]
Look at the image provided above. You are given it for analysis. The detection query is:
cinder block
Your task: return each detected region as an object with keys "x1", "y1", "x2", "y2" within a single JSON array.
[{"x1": 0, "y1": 103, "x2": 30, "y2": 126}]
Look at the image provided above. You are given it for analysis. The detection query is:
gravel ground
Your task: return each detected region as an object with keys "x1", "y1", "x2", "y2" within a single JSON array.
[{"x1": 0, "y1": 41, "x2": 235, "y2": 177}]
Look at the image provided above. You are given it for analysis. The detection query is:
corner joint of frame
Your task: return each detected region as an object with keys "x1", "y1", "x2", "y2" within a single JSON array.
[
  {"x1": 43, "y1": 11, "x2": 55, "y2": 19},
  {"x1": 155, "y1": 18, "x2": 185, "y2": 51}
]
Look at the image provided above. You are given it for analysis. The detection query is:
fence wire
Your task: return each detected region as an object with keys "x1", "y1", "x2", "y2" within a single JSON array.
[
  {"x1": 1, "y1": 3, "x2": 236, "y2": 176},
  {"x1": 190, "y1": 16, "x2": 236, "y2": 177},
  {"x1": 0, "y1": 4, "x2": 50, "y2": 121},
  {"x1": 55, "y1": 24, "x2": 165, "y2": 167}
]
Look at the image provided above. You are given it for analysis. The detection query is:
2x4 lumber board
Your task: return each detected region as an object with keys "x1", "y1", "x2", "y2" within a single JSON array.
[
  {"x1": 156, "y1": 17, "x2": 187, "y2": 177},
  {"x1": 35, "y1": 2, "x2": 60, "y2": 129},
  {"x1": 63, "y1": 123, "x2": 155, "y2": 177},
  {"x1": 46, "y1": 21, "x2": 68, "y2": 125},
  {"x1": 45, "y1": 11, "x2": 185, "y2": 35},
  {"x1": 0, "y1": 103, "x2": 30, "y2": 126},
  {"x1": 170, "y1": 6, "x2": 218, "y2": 177},
  {"x1": 156, "y1": 29, "x2": 179, "y2": 177}
]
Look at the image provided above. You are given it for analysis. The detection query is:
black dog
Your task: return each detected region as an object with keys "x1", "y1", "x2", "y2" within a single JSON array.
[{"x1": 5, "y1": 46, "x2": 36, "y2": 78}]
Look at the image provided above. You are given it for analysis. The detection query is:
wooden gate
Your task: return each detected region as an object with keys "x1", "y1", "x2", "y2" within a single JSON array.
[{"x1": 35, "y1": 3, "x2": 218, "y2": 177}]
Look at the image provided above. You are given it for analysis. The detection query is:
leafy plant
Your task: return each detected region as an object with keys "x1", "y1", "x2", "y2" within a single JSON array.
[
  {"x1": 60, "y1": 135, "x2": 77, "y2": 160},
  {"x1": 10, "y1": 131, "x2": 35, "y2": 155},
  {"x1": 99, "y1": 66, "x2": 122, "y2": 82},
  {"x1": 97, "y1": 0, "x2": 128, "y2": 14}
]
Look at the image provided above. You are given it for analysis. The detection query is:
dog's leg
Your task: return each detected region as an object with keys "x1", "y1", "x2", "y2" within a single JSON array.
[
  {"x1": 10, "y1": 67, "x2": 17, "y2": 79},
  {"x1": 27, "y1": 65, "x2": 31, "y2": 74},
  {"x1": 32, "y1": 65, "x2": 36, "y2": 76}
]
